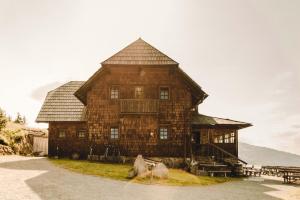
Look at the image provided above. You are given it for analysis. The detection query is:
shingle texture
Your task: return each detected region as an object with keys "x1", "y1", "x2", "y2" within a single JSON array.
[
  {"x1": 36, "y1": 81, "x2": 86, "y2": 122},
  {"x1": 192, "y1": 114, "x2": 251, "y2": 128},
  {"x1": 102, "y1": 38, "x2": 178, "y2": 65}
]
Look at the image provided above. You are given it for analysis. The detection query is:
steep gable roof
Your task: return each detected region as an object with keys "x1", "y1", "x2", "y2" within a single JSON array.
[
  {"x1": 102, "y1": 38, "x2": 178, "y2": 65},
  {"x1": 36, "y1": 81, "x2": 86, "y2": 122},
  {"x1": 192, "y1": 113, "x2": 252, "y2": 129},
  {"x1": 75, "y1": 38, "x2": 207, "y2": 105}
]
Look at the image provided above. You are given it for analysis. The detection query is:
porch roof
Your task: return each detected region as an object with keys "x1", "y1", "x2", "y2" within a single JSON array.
[{"x1": 192, "y1": 113, "x2": 252, "y2": 129}]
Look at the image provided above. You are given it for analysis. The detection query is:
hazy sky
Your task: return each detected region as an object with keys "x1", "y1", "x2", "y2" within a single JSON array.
[{"x1": 0, "y1": 0, "x2": 299, "y2": 154}]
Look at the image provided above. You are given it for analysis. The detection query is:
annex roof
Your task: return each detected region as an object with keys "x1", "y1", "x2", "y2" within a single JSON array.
[
  {"x1": 101, "y1": 38, "x2": 178, "y2": 65},
  {"x1": 36, "y1": 81, "x2": 86, "y2": 122},
  {"x1": 192, "y1": 113, "x2": 252, "y2": 129}
]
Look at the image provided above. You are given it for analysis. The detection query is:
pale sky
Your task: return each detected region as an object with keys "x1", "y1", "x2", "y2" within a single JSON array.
[{"x1": 0, "y1": 0, "x2": 299, "y2": 155}]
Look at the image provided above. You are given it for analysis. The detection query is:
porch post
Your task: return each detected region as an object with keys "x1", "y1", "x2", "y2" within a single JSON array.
[{"x1": 235, "y1": 130, "x2": 238, "y2": 156}]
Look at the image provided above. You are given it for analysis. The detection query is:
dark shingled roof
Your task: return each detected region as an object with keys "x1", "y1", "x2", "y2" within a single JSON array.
[
  {"x1": 101, "y1": 38, "x2": 178, "y2": 65},
  {"x1": 36, "y1": 81, "x2": 86, "y2": 122},
  {"x1": 192, "y1": 114, "x2": 252, "y2": 129}
]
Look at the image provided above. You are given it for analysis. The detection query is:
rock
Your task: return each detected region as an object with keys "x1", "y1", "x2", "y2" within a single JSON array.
[
  {"x1": 71, "y1": 153, "x2": 80, "y2": 160},
  {"x1": 152, "y1": 163, "x2": 169, "y2": 178},
  {"x1": 128, "y1": 168, "x2": 136, "y2": 178},
  {"x1": 133, "y1": 155, "x2": 148, "y2": 177},
  {"x1": 0, "y1": 144, "x2": 14, "y2": 155}
]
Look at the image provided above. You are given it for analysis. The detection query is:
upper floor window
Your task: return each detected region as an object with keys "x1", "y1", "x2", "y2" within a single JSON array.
[
  {"x1": 135, "y1": 86, "x2": 144, "y2": 99},
  {"x1": 58, "y1": 130, "x2": 66, "y2": 138},
  {"x1": 110, "y1": 127, "x2": 119, "y2": 139},
  {"x1": 78, "y1": 130, "x2": 86, "y2": 138},
  {"x1": 160, "y1": 87, "x2": 169, "y2": 100},
  {"x1": 159, "y1": 128, "x2": 168, "y2": 140},
  {"x1": 110, "y1": 87, "x2": 119, "y2": 99}
]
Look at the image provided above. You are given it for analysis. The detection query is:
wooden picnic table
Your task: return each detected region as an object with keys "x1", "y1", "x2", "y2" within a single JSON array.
[{"x1": 280, "y1": 169, "x2": 300, "y2": 184}]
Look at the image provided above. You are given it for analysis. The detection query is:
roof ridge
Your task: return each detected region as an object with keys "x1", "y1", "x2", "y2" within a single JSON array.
[{"x1": 101, "y1": 38, "x2": 178, "y2": 65}]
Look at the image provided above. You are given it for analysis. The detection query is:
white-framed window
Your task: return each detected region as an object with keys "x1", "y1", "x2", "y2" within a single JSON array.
[
  {"x1": 224, "y1": 134, "x2": 230, "y2": 143},
  {"x1": 78, "y1": 130, "x2": 86, "y2": 138},
  {"x1": 160, "y1": 87, "x2": 169, "y2": 100},
  {"x1": 110, "y1": 127, "x2": 119, "y2": 139},
  {"x1": 214, "y1": 135, "x2": 223, "y2": 143},
  {"x1": 135, "y1": 86, "x2": 143, "y2": 98},
  {"x1": 110, "y1": 87, "x2": 119, "y2": 99},
  {"x1": 230, "y1": 132, "x2": 235, "y2": 143},
  {"x1": 159, "y1": 128, "x2": 168, "y2": 140},
  {"x1": 58, "y1": 130, "x2": 66, "y2": 138}
]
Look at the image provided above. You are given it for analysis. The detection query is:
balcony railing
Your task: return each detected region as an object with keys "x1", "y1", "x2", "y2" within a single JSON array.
[{"x1": 120, "y1": 99, "x2": 159, "y2": 114}]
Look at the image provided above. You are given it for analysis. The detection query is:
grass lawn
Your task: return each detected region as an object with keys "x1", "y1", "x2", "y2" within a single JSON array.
[{"x1": 49, "y1": 158, "x2": 239, "y2": 186}]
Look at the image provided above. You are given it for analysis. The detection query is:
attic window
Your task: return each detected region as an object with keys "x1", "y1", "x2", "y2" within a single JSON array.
[
  {"x1": 160, "y1": 87, "x2": 169, "y2": 100},
  {"x1": 110, "y1": 87, "x2": 119, "y2": 99}
]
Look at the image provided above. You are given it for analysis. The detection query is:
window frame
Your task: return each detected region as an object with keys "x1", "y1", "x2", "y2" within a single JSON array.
[
  {"x1": 58, "y1": 129, "x2": 66, "y2": 139},
  {"x1": 213, "y1": 135, "x2": 224, "y2": 143},
  {"x1": 77, "y1": 129, "x2": 86, "y2": 139},
  {"x1": 224, "y1": 133, "x2": 230, "y2": 143},
  {"x1": 110, "y1": 86, "x2": 119, "y2": 99},
  {"x1": 159, "y1": 87, "x2": 170, "y2": 100},
  {"x1": 159, "y1": 127, "x2": 168, "y2": 140},
  {"x1": 110, "y1": 127, "x2": 119, "y2": 140},
  {"x1": 134, "y1": 86, "x2": 144, "y2": 99},
  {"x1": 230, "y1": 132, "x2": 235, "y2": 143}
]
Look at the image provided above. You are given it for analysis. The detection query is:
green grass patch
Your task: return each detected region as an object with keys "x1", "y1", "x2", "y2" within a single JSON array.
[{"x1": 49, "y1": 158, "x2": 239, "y2": 186}]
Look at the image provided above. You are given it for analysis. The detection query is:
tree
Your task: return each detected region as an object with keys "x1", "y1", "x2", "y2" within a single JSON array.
[
  {"x1": 14, "y1": 112, "x2": 24, "y2": 124},
  {"x1": 22, "y1": 116, "x2": 26, "y2": 125},
  {"x1": 0, "y1": 108, "x2": 7, "y2": 131}
]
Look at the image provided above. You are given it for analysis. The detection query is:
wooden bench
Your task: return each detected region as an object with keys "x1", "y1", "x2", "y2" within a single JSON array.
[{"x1": 207, "y1": 170, "x2": 231, "y2": 177}]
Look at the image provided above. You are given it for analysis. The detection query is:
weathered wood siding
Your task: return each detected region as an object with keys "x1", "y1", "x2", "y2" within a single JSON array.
[
  {"x1": 33, "y1": 136, "x2": 48, "y2": 155},
  {"x1": 87, "y1": 65, "x2": 192, "y2": 157},
  {"x1": 48, "y1": 122, "x2": 88, "y2": 157}
]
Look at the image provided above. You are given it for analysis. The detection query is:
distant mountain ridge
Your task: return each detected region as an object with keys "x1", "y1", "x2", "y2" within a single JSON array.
[{"x1": 239, "y1": 142, "x2": 300, "y2": 166}]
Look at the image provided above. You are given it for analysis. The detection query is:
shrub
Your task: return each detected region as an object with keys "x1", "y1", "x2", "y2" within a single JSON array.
[
  {"x1": 0, "y1": 108, "x2": 7, "y2": 132},
  {"x1": 0, "y1": 135, "x2": 8, "y2": 146},
  {"x1": 14, "y1": 135, "x2": 23, "y2": 143}
]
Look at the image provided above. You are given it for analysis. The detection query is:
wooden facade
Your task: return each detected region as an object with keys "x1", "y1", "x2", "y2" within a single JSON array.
[
  {"x1": 36, "y1": 38, "x2": 251, "y2": 161},
  {"x1": 84, "y1": 65, "x2": 196, "y2": 157}
]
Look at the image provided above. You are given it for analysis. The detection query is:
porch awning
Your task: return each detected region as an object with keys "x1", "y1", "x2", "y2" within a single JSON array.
[{"x1": 191, "y1": 113, "x2": 252, "y2": 129}]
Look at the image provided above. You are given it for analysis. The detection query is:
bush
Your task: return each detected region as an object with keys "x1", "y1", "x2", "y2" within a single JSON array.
[
  {"x1": 0, "y1": 108, "x2": 7, "y2": 132},
  {"x1": 13, "y1": 135, "x2": 23, "y2": 143},
  {"x1": 0, "y1": 135, "x2": 8, "y2": 146}
]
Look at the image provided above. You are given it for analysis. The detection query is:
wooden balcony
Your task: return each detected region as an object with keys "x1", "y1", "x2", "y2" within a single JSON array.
[{"x1": 120, "y1": 99, "x2": 159, "y2": 114}]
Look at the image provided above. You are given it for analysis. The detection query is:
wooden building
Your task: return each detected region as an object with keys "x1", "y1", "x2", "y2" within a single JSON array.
[{"x1": 36, "y1": 38, "x2": 251, "y2": 164}]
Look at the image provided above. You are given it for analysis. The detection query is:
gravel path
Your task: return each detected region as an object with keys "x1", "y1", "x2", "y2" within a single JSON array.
[{"x1": 0, "y1": 156, "x2": 290, "y2": 200}]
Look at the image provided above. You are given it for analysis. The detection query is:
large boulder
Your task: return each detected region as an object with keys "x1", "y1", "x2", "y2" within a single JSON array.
[
  {"x1": 152, "y1": 163, "x2": 169, "y2": 178},
  {"x1": 133, "y1": 155, "x2": 148, "y2": 177}
]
